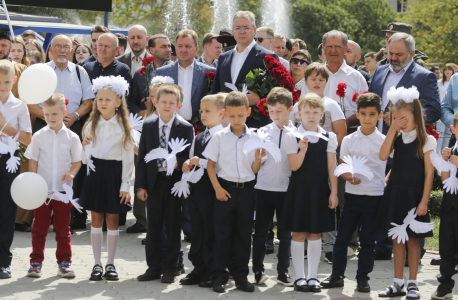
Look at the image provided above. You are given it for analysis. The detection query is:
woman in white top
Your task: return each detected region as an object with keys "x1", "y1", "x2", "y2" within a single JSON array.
[
  {"x1": 289, "y1": 50, "x2": 311, "y2": 99},
  {"x1": 436, "y1": 64, "x2": 455, "y2": 154}
]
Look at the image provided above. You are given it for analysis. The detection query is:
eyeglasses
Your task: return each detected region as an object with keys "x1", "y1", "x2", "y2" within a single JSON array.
[
  {"x1": 233, "y1": 26, "x2": 254, "y2": 33},
  {"x1": 52, "y1": 45, "x2": 71, "y2": 51},
  {"x1": 254, "y1": 37, "x2": 272, "y2": 43},
  {"x1": 290, "y1": 58, "x2": 309, "y2": 67}
]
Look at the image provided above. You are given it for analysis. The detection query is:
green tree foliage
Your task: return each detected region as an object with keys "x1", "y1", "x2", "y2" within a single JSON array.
[
  {"x1": 290, "y1": 0, "x2": 396, "y2": 61},
  {"x1": 401, "y1": 0, "x2": 458, "y2": 64}
]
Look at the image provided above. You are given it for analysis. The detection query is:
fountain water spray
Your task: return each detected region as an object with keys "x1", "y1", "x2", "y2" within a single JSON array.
[
  {"x1": 260, "y1": 0, "x2": 290, "y2": 37},
  {"x1": 210, "y1": 0, "x2": 239, "y2": 33}
]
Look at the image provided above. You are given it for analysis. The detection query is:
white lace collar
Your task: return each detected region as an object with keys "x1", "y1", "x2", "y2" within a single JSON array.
[{"x1": 401, "y1": 129, "x2": 417, "y2": 144}]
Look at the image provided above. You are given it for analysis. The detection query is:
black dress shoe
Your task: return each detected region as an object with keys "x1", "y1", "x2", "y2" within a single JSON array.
[
  {"x1": 174, "y1": 264, "x2": 185, "y2": 276},
  {"x1": 184, "y1": 235, "x2": 192, "y2": 243},
  {"x1": 180, "y1": 273, "x2": 201, "y2": 285},
  {"x1": 431, "y1": 258, "x2": 441, "y2": 265},
  {"x1": 266, "y1": 239, "x2": 274, "y2": 254},
  {"x1": 89, "y1": 264, "x2": 103, "y2": 281},
  {"x1": 213, "y1": 283, "x2": 225, "y2": 293},
  {"x1": 103, "y1": 264, "x2": 119, "y2": 281},
  {"x1": 356, "y1": 277, "x2": 370, "y2": 293},
  {"x1": 141, "y1": 238, "x2": 146, "y2": 245},
  {"x1": 307, "y1": 279, "x2": 321, "y2": 292},
  {"x1": 199, "y1": 277, "x2": 213, "y2": 288},
  {"x1": 294, "y1": 279, "x2": 310, "y2": 292},
  {"x1": 137, "y1": 270, "x2": 161, "y2": 281},
  {"x1": 70, "y1": 219, "x2": 87, "y2": 230},
  {"x1": 126, "y1": 222, "x2": 147, "y2": 233},
  {"x1": 15, "y1": 223, "x2": 31, "y2": 232},
  {"x1": 236, "y1": 280, "x2": 255, "y2": 292},
  {"x1": 321, "y1": 274, "x2": 344, "y2": 288},
  {"x1": 161, "y1": 273, "x2": 175, "y2": 283}
]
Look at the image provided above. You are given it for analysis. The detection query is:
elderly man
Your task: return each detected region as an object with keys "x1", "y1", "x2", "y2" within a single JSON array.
[
  {"x1": 82, "y1": 33, "x2": 131, "y2": 83},
  {"x1": 78, "y1": 25, "x2": 111, "y2": 66},
  {"x1": 197, "y1": 33, "x2": 221, "y2": 68},
  {"x1": 211, "y1": 11, "x2": 279, "y2": 128},
  {"x1": 117, "y1": 25, "x2": 152, "y2": 77},
  {"x1": 255, "y1": 27, "x2": 289, "y2": 71},
  {"x1": 272, "y1": 34, "x2": 287, "y2": 59},
  {"x1": 344, "y1": 40, "x2": 370, "y2": 84}
]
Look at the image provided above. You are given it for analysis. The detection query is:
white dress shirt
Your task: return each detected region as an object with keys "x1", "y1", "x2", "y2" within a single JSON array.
[
  {"x1": 231, "y1": 41, "x2": 256, "y2": 84},
  {"x1": 157, "y1": 115, "x2": 177, "y2": 171},
  {"x1": 279, "y1": 56, "x2": 290, "y2": 71},
  {"x1": 25, "y1": 125, "x2": 82, "y2": 192},
  {"x1": 0, "y1": 92, "x2": 32, "y2": 143},
  {"x1": 131, "y1": 50, "x2": 147, "y2": 77},
  {"x1": 188, "y1": 124, "x2": 223, "y2": 169},
  {"x1": 177, "y1": 60, "x2": 194, "y2": 121},
  {"x1": 379, "y1": 59, "x2": 415, "y2": 132},
  {"x1": 255, "y1": 122, "x2": 295, "y2": 192},
  {"x1": 203, "y1": 125, "x2": 256, "y2": 183},
  {"x1": 284, "y1": 125, "x2": 338, "y2": 155},
  {"x1": 324, "y1": 60, "x2": 368, "y2": 119},
  {"x1": 340, "y1": 127, "x2": 386, "y2": 196},
  {"x1": 82, "y1": 116, "x2": 134, "y2": 192}
]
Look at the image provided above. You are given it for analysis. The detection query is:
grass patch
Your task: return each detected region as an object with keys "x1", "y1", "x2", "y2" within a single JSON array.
[{"x1": 425, "y1": 216, "x2": 440, "y2": 251}]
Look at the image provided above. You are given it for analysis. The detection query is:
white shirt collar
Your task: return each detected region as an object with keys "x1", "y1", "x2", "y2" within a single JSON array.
[
  {"x1": 44, "y1": 124, "x2": 69, "y2": 134},
  {"x1": 50, "y1": 60, "x2": 73, "y2": 72},
  {"x1": 178, "y1": 60, "x2": 195, "y2": 71},
  {"x1": 401, "y1": 129, "x2": 417, "y2": 144},
  {"x1": 234, "y1": 40, "x2": 256, "y2": 55},
  {"x1": 270, "y1": 121, "x2": 294, "y2": 131},
  {"x1": 355, "y1": 127, "x2": 378, "y2": 140},
  {"x1": 389, "y1": 59, "x2": 414, "y2": 75},
  {"x1": 2, "y1": 92, "x2": 16, "y2": 105},
  {"x1": 131, "y1": 50, "x2": 147, "y2": 61},
  {"x1": 207, "y1": 124, "x2": 223, "y2": 136},
  {"x1": 159, "y1": 114, "x2": 176, "y2": 128},
  {"x1": 326, "y1": 60, "x2": 352, "y2": 75},
  {"x1": 298, "y1": 124, "x2": 326, "y2": 134},
  {"x1": 99, "y1": 114, "x2": 118, "y2": 125}
]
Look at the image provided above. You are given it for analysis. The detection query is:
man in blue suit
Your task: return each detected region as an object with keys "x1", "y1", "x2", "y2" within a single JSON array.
[
  {"x1": 210, "y1": 11, "x2": 279, "y2": 128},
  {"x1": 369, "y1": 32, "x2": 440, "y2": 261},
  {"x1": 156, "y1": 29, "x2": 216, "y2": 123}
]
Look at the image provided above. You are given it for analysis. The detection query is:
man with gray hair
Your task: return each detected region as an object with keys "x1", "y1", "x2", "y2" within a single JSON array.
[
  {"x1": 255, "y1": 27, "x2": 289, "y2": 71},
  {"x1": 272, "y1": 34, "x2": 286, "y2": 58}
]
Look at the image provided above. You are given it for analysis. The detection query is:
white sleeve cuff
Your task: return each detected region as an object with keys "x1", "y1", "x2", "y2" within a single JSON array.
[
  {"x1": 199, "y1": 158, "x2": 208, "y2": 169},
  {"x1": 120, "y1": 182, "x2": 130, "y2": 193}
]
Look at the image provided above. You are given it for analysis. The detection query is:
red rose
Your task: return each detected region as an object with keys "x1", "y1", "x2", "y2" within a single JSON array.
[
  {"x1": 362, "y1": 91, "x2": 369, "y2": 94},
  {"x1": 434, "y1": 132, "x2": 440, "y2": 140},
  {"x1": 265, "y1": 54, "x2": 282, "y2": 70},
  {"x1": 336, "y1": 82, "x2": 347, "y2": 98},
  {"x1": 139, "y1": 67, "x2": 147, "y2": 75},
  {"x1": 257, "y1": 98, "x2": 269, "y2": 115},
  {"x1": 270, "y1": 67, "x2": 282, "y2": 79},
  {"x1": 141, "y1": 56, "x2": 155, "y2": 66},
  {"x1": 206, "y1": 71, "x2": 215, "y2": 80},
  {"x1": 65, "y1": 99, "x2": 69, "y2": 105},
  {"x1": 277, "y1": 72, "x2": 295, "y2": 89},
  {"x1": 292, "y1": 90, "x2": 301, "y2": 104},
  {"x1": 352, "y1": 93, "x2": 359, "y2": 102}
]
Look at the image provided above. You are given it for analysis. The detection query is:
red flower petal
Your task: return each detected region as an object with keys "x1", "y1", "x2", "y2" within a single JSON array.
[{"x1": 352, "y1": 93, "x2": 359, "y2": 102}]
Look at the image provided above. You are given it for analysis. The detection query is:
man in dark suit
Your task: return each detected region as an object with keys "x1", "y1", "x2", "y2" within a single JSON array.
[
  {"x1": 211, "y1": 11, "x2": 279, "y2": 128},
  {"x1": 369, "y1": 32, "x2": 440, "y2": 261},
  {"x1": 116, "y1": 25, "x2": 152, "y2": 77}
]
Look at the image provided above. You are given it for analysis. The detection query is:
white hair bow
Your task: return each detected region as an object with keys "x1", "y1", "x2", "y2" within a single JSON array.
[
  {"x1": 151, "y1": 76, "x2": 175, "y2": 85},
  {"x1": 92, "y1": 75, "x2": 129, "y2": 97},
  {"x1": 387, "y1": 86, "x2": 419, "y2": 105}
]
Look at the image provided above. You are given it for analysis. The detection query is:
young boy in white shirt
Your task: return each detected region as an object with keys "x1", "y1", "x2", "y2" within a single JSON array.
[
  {"x1": 321, "y1": 93, "x2": 386, "y2": 292},
  {"x1": 25, "y1": 93, "x2": 82, "y2": 278},
  {"x1": 0, "y1": 60, "x2": 32, "y2": 279},
  {"x1": 252, "y1": 87, "x2": 294, "y2": 286},
  {"x1": 203, "y1": 91, "x2": 266, "y2": 293}
]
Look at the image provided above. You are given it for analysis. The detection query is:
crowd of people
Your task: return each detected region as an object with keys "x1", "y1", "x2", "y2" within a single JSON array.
[{"x1": 1, "y1": 9, "x2": 458, "y2": 300}]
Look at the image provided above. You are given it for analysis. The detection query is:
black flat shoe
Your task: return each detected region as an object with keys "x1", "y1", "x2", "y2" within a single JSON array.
[
  {"x1": 213, "y1": 283, "x2": 225, "y2": 293},
  {"x1": 103, "y1": 264, "x2": 119, "y2": 281},
  {"x1": 307, "y1": 278, "x2": 321, "y2": 292},
  {"x1": 294, "y1": 278, "x2": 310, "y2": 292},
  {"x1": 161, "y1": 273, "x2": 175, "y2": 283},
  {"x1": 174, "y1": 264, "x2": 185, "y2": 276},
  {"x1": 356, "y1": 277, "x2": 370, "y2": 293},
  {"x1": 126, "y1": 222, "x2": 147, "y2": 233},
  {"x1": 141, "y1": 238, "x2": 146, "y2": 245},
  {"x1": 199, "y1": 277, "x2": 213, "y2": 288},
  {"x1": 236, "y1": 280, "x2": 255, "y2": 292},
  {"x1": 89, "y1": 264, "x2": 103, "y2": 281},
  {"x1": 180, "y1": 273, "x2": 201, "y2": 285},
  {"x1": 137, "y1": 269, "x2": 161, "y2": 281},
  {"x1": 321, "y1": 274, "x2": 344, "y2": 288}
]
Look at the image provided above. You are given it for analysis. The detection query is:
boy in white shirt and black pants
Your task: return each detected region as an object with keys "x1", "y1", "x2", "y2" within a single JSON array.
[
  {"x1": 321, "y1": 93, "x2": 386, "y2": 292},
  {"x1": 204, "y1": 91, "x2": 266, "y2": 293},
  {"x1": 252, "y1": 87, "x2": 294, "y2": 286}
]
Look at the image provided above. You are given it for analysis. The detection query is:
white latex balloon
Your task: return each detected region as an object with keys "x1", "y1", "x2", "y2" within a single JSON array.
[
  {"x1": 18, "y1": 64, "x2": 57, "y2": 104},
  {"x1": 11, "y1": 172, "x2": 48, "y2": 210}
]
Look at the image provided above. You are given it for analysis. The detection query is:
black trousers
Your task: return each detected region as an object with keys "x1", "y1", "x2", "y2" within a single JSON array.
[
  {"x1": 0, "y1": 152, "x2": 20, "y2": 266},
  {"x1": 188, "y1": 191, "x2": 214, "y2": 278},
  {"x1": 145, "y1": 174, "x2": 182, "y2": 275},
  {"x1": 438, "y1": 206, "x2": 458, "y2": 292},
  {"x1": 212, "y1": 179, "x2": 255, "y2": 284},
  {"x1": 252, "y1": 189, "x2": 291, "y2": 275}
]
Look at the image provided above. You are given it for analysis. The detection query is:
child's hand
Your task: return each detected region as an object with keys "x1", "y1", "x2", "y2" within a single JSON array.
[
  {"x1": 137, "y1": 188, "x2": 148, "y2": 201},
  {"x1": 182, "y1": 160, "x2": 192, "y2": 173},
  {"x1": 189, "y1": 156, "x2": 200, "y2": 167},
  {"x1": 255, "y1": 148, "x2": 267, "y2": 161},
  {"x1": 119, "y1": 191, "x2": 131, "y2": 204},
  {"x1": 328, "y1": 194, "x2": 338, "y2": 209},
  {"x1": 216, "y1": 186, "x2": 231, "y2": 201},
  {"x1": 299, "y1": 138, "x2": 309, "y2": 152},
  {"x1": 442, "y1": 147, "x2": 452, "y2": 161},
  {"x1": 416, "y1": 200, "x2": 428, "y2": 216},
  {"x1": 391, "y1": 114, "x2": 408, "y2": 131},
  {"x1": 82, "y1": 136, "x2": 92, "y2": 150},
  {"x1": 61, "y1": 173, "x2": 74, "y2": 182},
  {"x1": 450, "y1": 155, "x2": 458, "y2": 168},
  {"x1": 344, "y1": 174, "x2": 361, "y2": 185}
]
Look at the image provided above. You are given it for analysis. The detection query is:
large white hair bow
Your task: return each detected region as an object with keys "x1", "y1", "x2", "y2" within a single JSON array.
[
  {"x1": 92, "y1": 75, "x2": 129, "y2": 97},
  {"x1": 151, "y1": 76, "x2": 175, "y2": 85},
  {"x1": 387, "y1": 86, "x2": 419, "y2": 105}
]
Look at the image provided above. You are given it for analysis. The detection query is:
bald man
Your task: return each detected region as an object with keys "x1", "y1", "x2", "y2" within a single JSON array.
[
  {"x1": 344, "y1": 40, "x2": 370, "y2": 84},
  {"x1": 117, "y1": 24, "x2": 153, "y2": 77}
]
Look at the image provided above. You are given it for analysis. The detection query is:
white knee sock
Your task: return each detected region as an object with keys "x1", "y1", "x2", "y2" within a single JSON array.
[
  {"x1": 291, "y1": 240, "x2": 306, "y2": 286},
  {"x1": 307, "y1": 239, "x2": 322, "y2": 286},
  {"x1": 106, "y1": 229, "x2": 119, "y2": 265},
  {"x1": 91, "y1": 226, "x2": 103, "y2": 266}
]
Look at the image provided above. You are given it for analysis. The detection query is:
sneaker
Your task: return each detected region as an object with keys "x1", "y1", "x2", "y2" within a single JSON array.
[
  {"x1": 58, "y1": 261, "x2": 75, "y2": 278},
  {"x1": 347, "y1": 247, "x2": 356, "y2": 257},
  {"x1": 27, "y1": 263, "x2": 42, "y2": 278},
  {"x1": 324, "y1": 252, "x2": 333, "y2": 264},
  {"x1": 254, "y1": 272, "x2": 269, "y2": 285},
  {"x1": 431, "y1": 289, "x2": 453, "y2": 299},
  {"x1": 0, "y1": 266, "x2": 11, "y2": 279},
  {"x1": 277, "y1": 274, "x2": 294, "y2": 287}
]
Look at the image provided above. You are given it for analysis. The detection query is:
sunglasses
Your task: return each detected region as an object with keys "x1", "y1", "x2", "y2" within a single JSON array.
[
  {"x1": 254, "y1": 37, "x2": 272, "y2": 43},
  {"x1": 290, "y1": 58, "x2": 309, "y2": 67}
]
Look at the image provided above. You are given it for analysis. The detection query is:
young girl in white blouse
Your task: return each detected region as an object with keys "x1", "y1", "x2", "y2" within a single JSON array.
[
  {"x1": 282, "y1": 93, "x2": 338, "y2": 292},
  {"x1": 377, "y1": 86, "x2": 435, "y2": 300},
  {"x1": 79, "y1": 75, "x2": 134, "y2": 282}
]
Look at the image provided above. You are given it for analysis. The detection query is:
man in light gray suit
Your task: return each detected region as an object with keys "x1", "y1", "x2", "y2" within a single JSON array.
[{"x1": 117, "y1": 25, "x2": 152, "y2": 77}]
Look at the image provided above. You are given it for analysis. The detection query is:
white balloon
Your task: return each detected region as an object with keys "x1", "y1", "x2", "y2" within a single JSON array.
[
  {"x1": 11, "y1": 172, "x2": 48, "y2": 210},
  {"x1": 18, "y1": 64, "x2": 57, "y2": 104}
]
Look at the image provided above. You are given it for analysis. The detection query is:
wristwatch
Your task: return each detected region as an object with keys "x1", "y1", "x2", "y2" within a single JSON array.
[{"x1": 74, "y1": 112, "x2": 80, "y2": 120}]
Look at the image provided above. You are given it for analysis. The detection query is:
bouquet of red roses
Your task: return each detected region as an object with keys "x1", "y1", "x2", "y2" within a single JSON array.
[
  {"x1": 139, "y1": 57, "x2": 156, "y2": 96},
  {"x1": 244, "y1": 54, "x2": 301, "y2": 119}
]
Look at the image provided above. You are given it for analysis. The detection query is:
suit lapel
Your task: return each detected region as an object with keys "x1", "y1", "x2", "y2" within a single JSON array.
[
  {"x1": 171, "y1": 61, "x2": 179, "y2": 83},
  {"x1": 152, "y1": 119, "x2": 160, "y2": 148},
  {"x1": 191, "y1": 62, "x2": 202, "y2": 98},
  {"x1": 397, "y1": 62, "x2": 416, "y2": 88},
  {"x1": 379, "y1": 66, "x2": 391, "y2": 92},
  {"x1": 235, "y1": 44, "x2": 261, "y2": 85},
  {"x1": 170, "y1": 116, "x2": 180, "y2": 143},
  {"x1": 223, "y1": 51, "x2": 234, "y2": 85}
]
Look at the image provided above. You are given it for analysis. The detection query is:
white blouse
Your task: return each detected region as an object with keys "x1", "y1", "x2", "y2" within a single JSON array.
[
  {"x1": 401, "y1": 129, "x2": 437, "y2": 153},
  {"x1": 284, "y1": 125, "x2": 338, "y2": 155},
  {"x1": 82, "y1": 115, "x2": 134, "y2": 193}
]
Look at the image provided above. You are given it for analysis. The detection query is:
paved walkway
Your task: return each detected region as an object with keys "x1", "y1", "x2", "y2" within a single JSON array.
[{"x1": 0, "y1": 207, "x2": 448, "y2": 299}]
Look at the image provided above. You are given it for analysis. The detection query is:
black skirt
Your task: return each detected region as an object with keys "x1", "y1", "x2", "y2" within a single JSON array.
[{"x1": 79, "y1": 157, "x2": 132, "y2": 214}]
